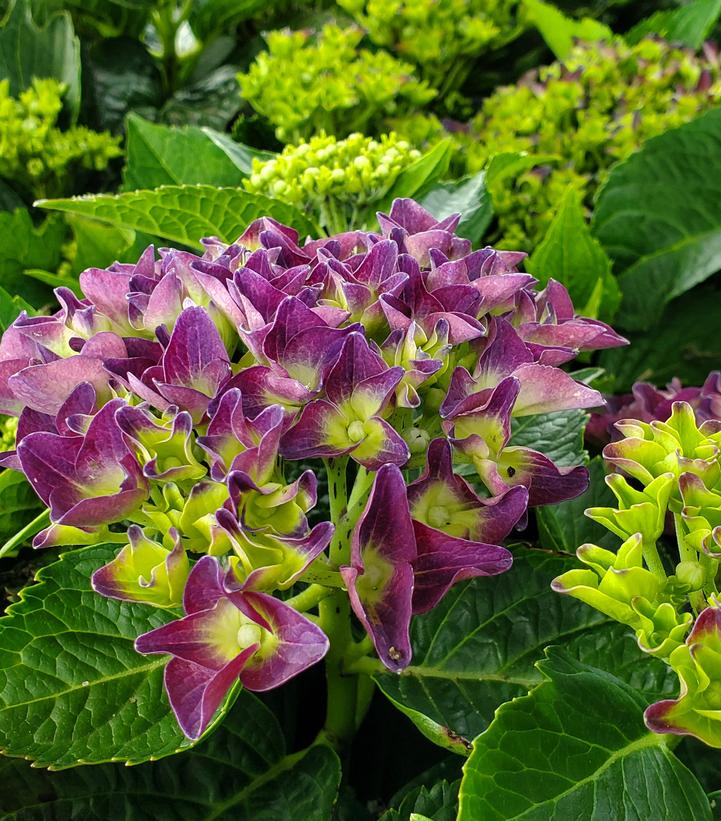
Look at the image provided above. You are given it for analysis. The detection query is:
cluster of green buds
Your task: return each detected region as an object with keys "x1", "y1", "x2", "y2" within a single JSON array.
[
  {"x1": 237, "y1": 24, "x2": 435, "y2": 143},
  {"x1": 398, "y1": 37, "x2": 720, "y2": 250},
  {"x1": 244, "y1": 132, "x2": 421, "y2": 233},
  {"x1": 335, "y1": 0, "x2": 516, "y2": 94},
  {"x1": 0, "y1": 78, "x2": 123, "y2": 201},
  {"x1": 553, "y1": 401, "x2": 721, "y2": 747}
]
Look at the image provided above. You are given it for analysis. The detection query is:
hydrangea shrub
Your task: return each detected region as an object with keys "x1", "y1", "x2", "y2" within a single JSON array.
[
  {"x1": 555, "y1": 395, "x2": 721, "y2": 748},
  {"x1": 237, "y1": 24, "x2": 436, "y2": 143},
  {"x1": 0, "y1": 78, "x2": 122, "y2": 201},
  {"x1": 401, "y1": 37, "x2": 721, "y2": 250},
  {"x1": 0, "y1": 198, "x2": 625, "y2": 744},
  {"x1": 244, "y1": 132, "x2": 421, "y2": 233},
  {"x1": 336, "y1": 0, "x2": 517, "y2": 92}
]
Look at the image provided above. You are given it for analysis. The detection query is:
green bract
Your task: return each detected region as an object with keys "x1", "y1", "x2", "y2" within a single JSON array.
[
  {"x1": 0, "y1": 78, "x2": 122, "y2": 201},
  {"x1": 237, "y1": 24, "x2": 436, "y2": 143},
  {"x1": 244, "y1": 132, "x2": 421, "y2": 233}
]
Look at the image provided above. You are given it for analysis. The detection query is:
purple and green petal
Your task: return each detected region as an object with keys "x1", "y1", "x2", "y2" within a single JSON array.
[
  {"x1": 411, "y1": 523, "x2": 512, "y2": 613},
  {"x1": 92, "y1": 525, "x2": 188, "y2": 607}
]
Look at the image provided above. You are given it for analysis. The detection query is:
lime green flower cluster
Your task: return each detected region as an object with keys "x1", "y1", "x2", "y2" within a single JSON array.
[
  {"x1": 553, "y1": 402, "x2": 721, "y2": 747},
  {"x1": 0, "y1": 78, "x2": 123, "y2": 201},
  {"x1": 457, "y1": 37, "x2": 721, "y2": 250},
  {"x1": 336, "y1": 0, "x2": 517, "y2": 93},
  {"x1": 0, "y1": 416, "x2": 17, "y2": 451},
  {"x1": 237, "y1": 24, "x2": 435, "y2": 143},
  {"x1": 244, "y1": 132, "x2": 421, "y2": 233}
]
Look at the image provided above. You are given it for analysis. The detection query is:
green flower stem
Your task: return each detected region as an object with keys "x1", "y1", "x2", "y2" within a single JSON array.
[
  {"x1": 0, "y1": 510, "x2": 50, "y2": 559},
  {"x1": 319, "y1": 592, "x2": 357, "y2": 747},
  {"x1": 674, "y1": 514, "x2": 696, "y2": 565},
  {"x1": 642, "y1": 539, "x2": 666, "y2": 582},
  {"x1": 318, "y1": 458, "x2": 377, "y2": 748},
  {"x1": 284, "y1": 584, "x2": 335, "y2": 613}
]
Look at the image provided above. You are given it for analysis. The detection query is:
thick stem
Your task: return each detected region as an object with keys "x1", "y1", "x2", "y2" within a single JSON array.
[
  {"x1": 319, "y1": 592, "x2": 358, "y2": 747},
  {"x1": 317, "y1": 458, "x2": 377, "y2": 748}
]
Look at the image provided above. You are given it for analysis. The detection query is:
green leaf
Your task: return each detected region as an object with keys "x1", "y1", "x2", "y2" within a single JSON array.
[
  {"x1": 0, "y1": 0, "x2": 81, "y2": 118},
  {"x1": 160, "y1": 64, "x2": 242, "y2": 132},
  {"x1": 372, "y1": 550, "x2": 607, "y2": 753},
  {"x1": 626, "y1": 0, "x2": 721, "y2": 49},
  {"x1": 0, "y1": 470, "x2": 44, "y2": 546},
  {"x1": 66, "y1": 214, "x2": 147, "y2": 275},
  {"x1": 536, "y1": 457, "x2": 617, "y2": 553},
  {"x1": 419, "y1": 171, "x2": 492, "y2": 245},
  {"x1": 521, "y1": 0, "x2": 612, "y2": 60},
  {"x1": 565, "y1": 623, "x2": 679, "y2": 703},
  {"x1": 599, "y1": 285, "x2": 721, "y2": 390},
  {"x1": 0, "y1": 209, "x2": 66, "y2": 306},
  {"x1": 86, "y1": 36, "x2": 163, "y2": 132},
  {"x1": 485, "y1": 152, "x2": 559, "y2": 188},
  {"x1": 188, "y1": 0, "x2": 268, "y2": 41},
  {"x1": 383, "y1": 139, "x2": 453, "y2": 204},
  {"x1": 123, "y1": 114, "x2": 259, "y2": 190},
  {"x1": 0, "y1": 544, "x2": 205, "y2": 768},
  {"x1": 527, "y1": 188, "x2": 619, "y2": 320},
  {"x1": 510, "y1": 409, "x2": 588, "y2": 468},
  {"x1": 380, "y1": 780, "x2": 459, "y2": 821},
  {"x1": 0, "y1": 286, "x2": 34, "y2": 331},
  {"x1": 593, "y1": 107, "x2": 721, "y2": 331},
  {"x1": 0, "y1": 707, "x2": 341, "y2": 820},
  {"x1": 36, "y1": 186, "x2": 318, "y2": 251},
  {"x1": 458, "y1": 648, "x2": 711, "y2": 820}
]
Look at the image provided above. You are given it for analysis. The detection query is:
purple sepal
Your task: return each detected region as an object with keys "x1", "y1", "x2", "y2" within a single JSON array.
[
  {"x1": 341, "y1": 464, "x2": 415, "y2": 672},
  {"x1": 135, "y1": 556, "x2": 329, "y2": 739}
]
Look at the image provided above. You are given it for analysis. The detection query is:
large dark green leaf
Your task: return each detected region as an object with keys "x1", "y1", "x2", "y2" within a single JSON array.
[
  {"x1": 0, "y1": 699, "x2": 341, "y2": 820},
  {"x1": 0, "y1": 544, "x2": 202, "y2": 768},
  {"x1": 593, "y1": 107, "x2": 721, "y2": 331},
  {"x1": 565, "y1": 623, "x2": 678, "y2": 702},
  {"x1": 123, "y1": 115, "x2": 259, "y2": 189},
  {"x1": 536, "y1": 457, "x2": 617, "y2": 553},
  {"x1": 626, "y1": 0, "x2": 721, "y2": 49},
  {"x1": 458, "y1": 648, "x2": 711, "y2": 820},
  {"x1": 37, "y1": 186, "x2": 318, "y2": 250},
  {"x1": 160, "y1": 65, "x2": 242, "y2": 132},
  {"x1": 510, "y1": 409, "x2": 588, "y2": 468},
  {"x1": 527, "y1": 188, "x2": 619, "y2": 320},
  {"x1": 599, "y1": 285, "x2": 721, "y2": 390},
  {"x1": 372, "y1": 551, "x2": 607, "y2": 753},
  {"x1": 419, "y1": 171, "x2": 492, "y2": 246},
  {"x1": 0, "y1": 0, "x2": 80, "y2": 117},
  {"x1": 86, "y1": 36, "x2": 163, "y2": 132}
]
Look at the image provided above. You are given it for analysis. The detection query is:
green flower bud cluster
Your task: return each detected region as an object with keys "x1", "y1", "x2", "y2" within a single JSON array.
[
  {"x1": 336, "y1": 0, "x2": 516, "y2": 92},
  {"x1": 395, "y1": 37, "x2": 721, "y2": 251},
  {"x1": 553, "y1": 403, "x2": 721, "y2": 711},
  {"x1": 237, "y1": 24, "x2": 436, "y2": 143},
  {"x1": 0, "y1": 78, "x2": 123, "y2": 201},
  {"x1": 244, "y1": 132, "x2": 421, "y2": 233}
]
